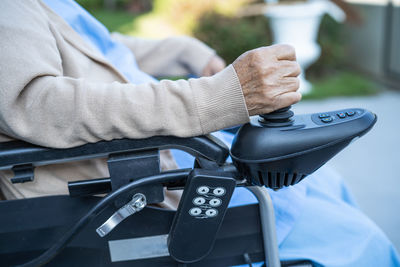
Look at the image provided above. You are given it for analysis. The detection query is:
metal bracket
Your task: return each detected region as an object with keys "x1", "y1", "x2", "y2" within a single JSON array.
[
  {"x1": 96, "y1": 193, "x2": 147, "y2": 237},
  {"x1": 11, "y1": 164, "x2": 35, "y2": 184},
  {"x1": 107, "y1": 149, "x2": 164, "y2": 206}
]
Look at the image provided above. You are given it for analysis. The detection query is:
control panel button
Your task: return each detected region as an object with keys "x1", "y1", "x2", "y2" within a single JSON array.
[
  {"x1": 197, "y1": 186, "x2": 209, "y2": 195},
  {"x1": 193, "y1": 197, "x2": 206, "y2": 205},
  {"x1": 337, "y1": 112, "x2": 346, "y2": 119},
  {"x1": 346, "y1": 111, "x2": 355, "y2": 116},
  {"x1": 189, "y1": 207, "x2": 202, "y2": 216},
  {"x1": 209, "y1": 198, "x2": 222, "y2": 207},
  {"x1": 321, "y1": 117, "x2": 333, "y2": 123},
  {"x1": 318, "y1": 113, "x2": 330, "y2": 118},
  {"x1": 213, "y1": 187, "x2": 226, "y2": 196},
  {"x1": 205, "y1": 209, "x2": 218, "y2": 217}
]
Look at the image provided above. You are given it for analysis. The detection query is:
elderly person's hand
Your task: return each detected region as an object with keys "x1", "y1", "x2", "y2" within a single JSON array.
[
  {"x1": 202, "y1": 55, "x2": 226, "y2": 77},
  {"x1": 233, "y1": 44, "x2": 301, "y2": 116}
]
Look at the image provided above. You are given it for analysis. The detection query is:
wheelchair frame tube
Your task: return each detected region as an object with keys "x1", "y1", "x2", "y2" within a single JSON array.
[{"x1": 248, "y1": 186, "x2": 281, "y2": 267}]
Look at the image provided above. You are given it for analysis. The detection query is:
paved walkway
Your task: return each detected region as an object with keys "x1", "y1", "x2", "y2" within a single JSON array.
[{"x1": 293, "y1": 91, "x2": 400, "y2": 252}]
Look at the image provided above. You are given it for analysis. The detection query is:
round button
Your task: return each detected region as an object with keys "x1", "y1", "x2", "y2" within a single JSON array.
[
  {"x1": 205, "y1": 209, "x2": 218, "y2": 217},
  {"x1": 189, "y1": 207, "x2": 202, "y2": 216},
  {"x1": 197, "y1": 186, "x2": 209, "y2": 195},
  {"x1": 209, "y1": 198, "x2": 222, "y2": 207},
  {"x1": 321, "y1": 117, "x2": 333, "y2": 123},
  {"x1": 193, "y1": 197, "x2": 206, "y2": 205},
  {"x1": 213, "y1": 187, "x2": 226, "y2": 196}
]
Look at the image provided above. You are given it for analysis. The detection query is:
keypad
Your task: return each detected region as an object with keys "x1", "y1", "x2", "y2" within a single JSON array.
[
  {"x1": 313, "y1": 109, "x2": 360, "y2": 125},
  {"x1": 189, "y1": 186, "x2": 227, "y2": 218}
]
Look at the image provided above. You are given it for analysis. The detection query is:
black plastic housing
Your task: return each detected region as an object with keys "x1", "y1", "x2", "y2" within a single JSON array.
[{"x1": 230, "y1": 108, "x2": 377, "y2": 189}]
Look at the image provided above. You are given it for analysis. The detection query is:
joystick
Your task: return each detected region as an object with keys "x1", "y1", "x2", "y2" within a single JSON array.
[{"x1": 259, "y1": 106, "x2": 294, "y2": 127}]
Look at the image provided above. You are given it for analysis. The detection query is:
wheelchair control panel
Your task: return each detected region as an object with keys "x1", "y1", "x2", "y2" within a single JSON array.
[
  {"x1": 231, "y1": 106, "x2": 376, "y2": 188},
  {"x1": 168, "y1": 169, "x2": 236, "y2": 263}
]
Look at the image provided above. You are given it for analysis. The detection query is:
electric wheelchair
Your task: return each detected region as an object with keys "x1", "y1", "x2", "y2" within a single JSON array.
[{"x1": 0, "y1": 106, "x2": 377, "y2": 267}]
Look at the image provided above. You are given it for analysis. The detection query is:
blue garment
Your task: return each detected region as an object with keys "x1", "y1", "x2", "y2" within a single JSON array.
[
  {"x1": 43, "y1": 0, "x2": 156, "y2": 84},
  {"x1": 44, "y1": 1, "x2": 400, "y2": 266}
]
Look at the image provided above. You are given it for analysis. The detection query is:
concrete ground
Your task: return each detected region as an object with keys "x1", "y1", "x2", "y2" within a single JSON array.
[{"x1": 292, "y1": 91, "x2": 400, "y2": 252}]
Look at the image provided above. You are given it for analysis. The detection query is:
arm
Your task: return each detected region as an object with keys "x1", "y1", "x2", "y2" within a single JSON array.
[
  {"x1": 0, "y1": 1, "x2": 249, "y2": 148},
  {"x1": 111, "y1": 33, "x2": 216, "y2": 77}
]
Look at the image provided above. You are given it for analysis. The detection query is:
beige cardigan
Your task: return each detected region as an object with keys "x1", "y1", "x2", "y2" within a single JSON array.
[{"x1": 0, "y1": 0, "x2": 249, "y2": 200}]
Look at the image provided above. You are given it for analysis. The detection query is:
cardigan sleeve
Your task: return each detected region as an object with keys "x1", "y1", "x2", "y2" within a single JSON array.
[{"x1": 0, "y1": 0, "x2": 249, "y2": 149}]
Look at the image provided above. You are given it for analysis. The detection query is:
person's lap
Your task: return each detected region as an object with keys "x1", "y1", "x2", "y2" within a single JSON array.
[
  {"x1": 230, "y1": 167, "x2": 400, "y2": 267},
  {"x1": 278, "y1": 169, "x2": 399, "y2": 266}
]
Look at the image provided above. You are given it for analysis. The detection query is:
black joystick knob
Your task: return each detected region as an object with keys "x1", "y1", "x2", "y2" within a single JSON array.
[{"x1": 259, "y1": 106, "x2": 294, "y2": 127}]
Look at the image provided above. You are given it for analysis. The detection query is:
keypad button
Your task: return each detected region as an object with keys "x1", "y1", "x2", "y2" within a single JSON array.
[
  {"x1": 321, "y1": 117, "x2": 333, "y2": 123},
  {"x1": 205, "y1": 209, "x2": 218, "y2": 217},
  {"x1": 346, "y1": 111, "x2": 355, "y2": 116},
  {"x1": 197, "y1": 186, "x2": 209, "y2": 195},
  {"x1": 318, "y1": 113, "x2": 330, "y2": 118},
  {"x1": 189, "y1": 207, "x2": 202, "y2": 216},
  {"x1": 209, "y1": 198, "x2": 222, "y2": 207},
  {"x1": 193, "y1": 197, "x2": 206, "y2": 205},
  {"x1": 337, "y1": 112, "x2": 346, "y2": 119},
  {"x1": 213, "y1": 187, "x2": 226, "y2": 196}
]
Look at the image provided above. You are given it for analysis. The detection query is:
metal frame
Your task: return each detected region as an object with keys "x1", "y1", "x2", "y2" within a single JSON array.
[{"x1": 248, "y1": 186, "x2": 281, "y2": 267}]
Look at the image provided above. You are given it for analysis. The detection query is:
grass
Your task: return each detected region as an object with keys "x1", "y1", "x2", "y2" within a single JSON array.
[
  {"x1": 304, "y1": 71, "x2": 379, "y2": 100},
  {"x1": 89, "y1": 9, "x2": 138, "y2": 33}
]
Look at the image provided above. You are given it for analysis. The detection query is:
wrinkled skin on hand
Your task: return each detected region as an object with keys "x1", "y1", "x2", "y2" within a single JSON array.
[{"x1": 233, "y1": 44, "x2": 302, "y2": 116}]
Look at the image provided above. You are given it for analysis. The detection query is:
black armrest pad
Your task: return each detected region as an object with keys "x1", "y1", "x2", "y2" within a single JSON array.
[{"x1": 0, "y1": 135, "x2": 229, "y2": 170}]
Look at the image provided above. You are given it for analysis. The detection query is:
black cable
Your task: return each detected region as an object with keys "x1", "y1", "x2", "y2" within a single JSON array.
[{"x1": 16, "y1": 170, "x2": 190, "y2": 267}]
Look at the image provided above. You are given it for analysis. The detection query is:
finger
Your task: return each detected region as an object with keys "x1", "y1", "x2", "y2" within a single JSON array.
[
  {"x1": 277, "y1": 61, "x2": 301, "y2": 77},
  {"x1": 280, "y1": 77, "x2": 300, "y2": 92},
  {"x1": 270, "y1": 44, "x2": 296, "y2": 61},
  {"x1": 276, "y1": 91, "x2": 302, "y2": 109}
]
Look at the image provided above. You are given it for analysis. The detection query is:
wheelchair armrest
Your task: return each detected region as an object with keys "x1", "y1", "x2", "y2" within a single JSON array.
[{"x1": 0, "y1": 135, "x2": 229, "y2": 171}]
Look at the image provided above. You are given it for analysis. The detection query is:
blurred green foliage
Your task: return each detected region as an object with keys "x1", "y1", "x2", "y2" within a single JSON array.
[
  {"x1": 308, "y1": 15, "x2": 347, "y2": 78},
  {"x1": 76, "y1": 0, "x2": 104, "y2": 9},
  {"x1": 77, "y1": 0, "x2": 134, "y2": 10},
  {"x1": 90, "y1": 9, "x2": 137, "y2": 32},
  {"x1": 193, "y1": 12, "x2": 271, "y2": 65}
]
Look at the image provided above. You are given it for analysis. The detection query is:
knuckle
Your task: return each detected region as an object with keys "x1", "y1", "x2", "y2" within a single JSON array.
[
  {"x1": 262, "y1": 78, "x2": 275, "y2": 89},
  {"x1": 294, "y1": 62, "x2": 301, "y2": 74},
  {"x1": 292, "y1": 92, "x2": 302, "y2": 103},
  {"x1": 247, "y1": 49, "x2": 259, "y2": 60},
  {"x1": 292, "y1": 78, "x2": 300, "y2": 90},
  {"x1": 283, "y1": 44, "x2": 295, "y2": 54}
]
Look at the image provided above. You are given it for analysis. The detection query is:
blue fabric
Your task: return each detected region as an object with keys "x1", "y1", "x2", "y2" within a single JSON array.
[
  {"x1": 43, "y1": 0, "x2": 156, "y2": 84},
  {"x1": 44, "y1": 1, "x2": 400, "y2": 266}
]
